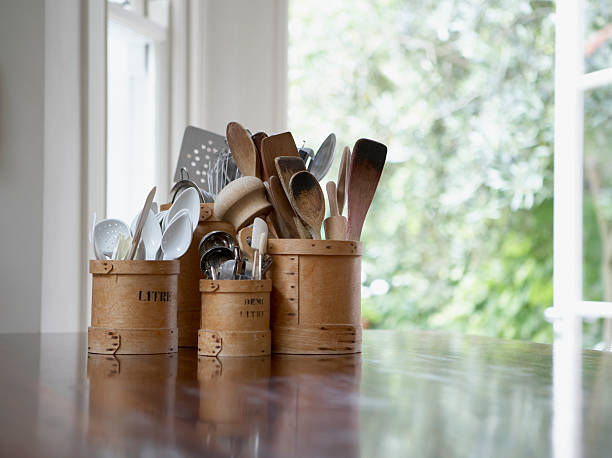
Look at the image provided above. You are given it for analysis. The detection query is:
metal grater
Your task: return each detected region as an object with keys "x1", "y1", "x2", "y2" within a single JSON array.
[{"x1": 174, "y1": 126, "x2": 228, "y2": 192}]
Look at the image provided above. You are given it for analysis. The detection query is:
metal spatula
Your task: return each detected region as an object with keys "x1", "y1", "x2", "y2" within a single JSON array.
[{"x1": 174, "y1": 126, "x2": 227, "y2": 193}]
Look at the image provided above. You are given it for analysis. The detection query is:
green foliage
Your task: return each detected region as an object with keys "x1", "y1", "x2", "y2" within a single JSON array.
[{"x1": 288, "y1": 0, "x2": 606, "y2": 346}]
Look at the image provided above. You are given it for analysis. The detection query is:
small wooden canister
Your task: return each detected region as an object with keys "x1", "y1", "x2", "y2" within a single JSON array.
[
  {"x1": 160, "y1": 202, "x2": 236, "y2": 347},
  {"x1": 267, "y1": 239, "x2": 363, "y2": 354},
  {"x1": 88, "y1": 260, "x2": 179, "y2": 355},
  {"x1": 198, "y1": 280, "x2": 272, "y2": 357}
]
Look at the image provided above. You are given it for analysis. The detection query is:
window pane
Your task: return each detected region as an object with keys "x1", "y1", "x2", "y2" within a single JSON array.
[
  {"x1": 107, "y1": 21, "x2": 157, "y2": 223},
  {"x1": 585, "y1": 2, "x2": 612, "y2": 72}
]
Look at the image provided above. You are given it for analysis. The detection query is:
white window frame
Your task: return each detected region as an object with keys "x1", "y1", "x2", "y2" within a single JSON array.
[{"x1": 551, "y1": 1, "x2": 612, "y2": 344}]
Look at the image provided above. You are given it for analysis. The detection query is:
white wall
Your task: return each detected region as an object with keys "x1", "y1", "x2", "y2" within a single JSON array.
[
  {"x1": 0, "y1": 0, "x2": 45, "y2": 332},
  {"x1": 197, "y1": 0, "x2": 288, "y2": 135}
]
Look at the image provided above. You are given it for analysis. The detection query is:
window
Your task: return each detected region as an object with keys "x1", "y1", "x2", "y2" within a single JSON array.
[{"x1": 106, "y1": 0, "x2": 169, "y2": 223}]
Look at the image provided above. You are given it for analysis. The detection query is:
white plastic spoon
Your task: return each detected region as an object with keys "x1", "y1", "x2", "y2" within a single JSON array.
[
  {"x1": 161, "y1": 212, "x2": 193, "y2": 260},
  {"x1": 165, "y1": 187, "x2": 200, "y2": 232}
]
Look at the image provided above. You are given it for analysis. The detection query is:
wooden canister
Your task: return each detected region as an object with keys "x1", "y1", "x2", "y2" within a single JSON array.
[
  {"x1": 267, "y1": 239, "x2": 363, "y2": 354},
  {"x1": 160, "y1": 202, "x2": 236, "y2": 347},
  {"x1": 88, "y1": 260, "x2": 179, "y2": 355},
  {"x1": 198, "y1": 280, "x2": 272, "y2": 357}
]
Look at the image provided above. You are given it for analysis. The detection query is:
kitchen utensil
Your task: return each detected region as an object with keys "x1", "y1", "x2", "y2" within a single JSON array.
[
  {"x1": 128, "y1": 186, "x2": 156, "y2": 260},
  {"x1": 213, "y1": 176, "x2": 272, "y2": 231},
  {"x1": 94, "y1": 218, "x2": 131, "y2": 260},
  {"x1": 261, "y1": 132, "x2": 300, "y2": 182},
  {"x1": 324, "y1": 181, "x2": 347, "y2": 240},
  {"x1": 170, "y1": 169, "x2": 207, "y2": 204},
  {"x1": 198, "y1": 230, "x2": 236, "y2": 258},
  {"x1": 268, "y1": 176, "x2": 302, "y2": 238},
  {"x1": 167, "y1": 187, "x2": 200, "y2": 231},
  {"x1": 288, "y1": 171, "x2": 325, "y2": 240},
  {"x1": 337, "y1": 146, "x2": 350, "y2": 215},
  {"x1": 308, "y1": 133, "x2": 336, "y2": 181},
  {"x1": 347, "y1": 138, "x2": 387, "y2": 241},
  {"x1": 251, "y1": 218, "x2": 268, "y2": 280},
  {"x1": 257, "y1": 233, "x2": 267, "y2": 280},
  {"x1": 134, "y1": 239, "x2": 147, "y2": 260},
  {"x1": 237, "y1": 226, "x2": 255, "y2": 262},
  {"x1": 232, "y1": 246, "x2": 240, "y2": 279},
  {"x1": 164, "y1": 208, "x2": 189, "y2": 234},
  {"x1": 226, "y1": 121, "x2": 257, "y2": 177},
  {"x1": 200, "y1": 246, "x2": 234, "y2": 279},
  {"x1": 298, "y1": 146, "x2": 315, "y2": 166},
  {"x1": 174, "y1": 126, "x2": 227, "y2": 192},
  {"x1": 130, "y1": 209, "x2": 163, "y2": 260},
  {"x1": 252, "y1": 131, "x2": 268, "y2": 179},
  {"x1": 219, "y1": 260, "x2": 237, "y2": 280},
  {"x1": 161, "y1": 211, "x2": 193, "y2": 260},
  {"x1": 265, "y1": 214, "x2": 279, "y2": 238},
  {"x1": 275, "y1": 156, "x2": 306, "y2": 197}
]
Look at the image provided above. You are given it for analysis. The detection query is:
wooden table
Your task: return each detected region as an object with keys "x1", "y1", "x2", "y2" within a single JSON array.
[{"x1": 0, "y1": 330, "x2": 610, "y2": 457}]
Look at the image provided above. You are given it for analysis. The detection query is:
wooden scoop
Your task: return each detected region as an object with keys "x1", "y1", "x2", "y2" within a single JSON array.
[
  {"x1": 324, "y1": 181, "x2": 347, "y2": 240},
  {"x1": 275, "y1": 156, "x2": 306, "y2": 198},
  {"x1": 347, "y1": 138, "x2": 387, "y2": 240},
  {"x1": 288, "y1": 171, "x2": 325, "y2": 240},
  {"x1": 337, "y1": 146, "x2": 350, "y2": 215},
  {"x1": 226, "y1": 121, "x2": 257, "y2": 176},
  {"x1": 261, "y1": 132, "x2": 300, "y2": 182}
]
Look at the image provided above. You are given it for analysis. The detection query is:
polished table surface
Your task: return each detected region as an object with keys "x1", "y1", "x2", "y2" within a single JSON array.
[{"x1": 0, "y1": 330, "x2": 610, "y2": 457}]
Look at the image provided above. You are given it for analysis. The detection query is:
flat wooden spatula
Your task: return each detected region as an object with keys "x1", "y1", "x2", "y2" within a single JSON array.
[
  {"x1": 252, "y1": 131, "x2": 268, "y2": 179},
  {"x1": 261, "y1": 132, "x2": 300, "y2": 182},
  {"x1": 347, "y1": 138, "x2": 387, "y2": 240},
  {"x1": 226, "y1": 121, "x2": 257, "y2": 176}
]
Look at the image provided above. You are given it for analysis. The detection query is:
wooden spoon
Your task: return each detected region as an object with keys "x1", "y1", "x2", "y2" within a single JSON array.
[
  {"x1": 128, "y1": 186, "x2": 156, "y2": 260},
  {"x1": 324, "y1": 181, "x2": 347, "y2": 240},
  {"x1": 347, "y1": 138, "x2": 387, "y2": 241},
  {"x1": 252, "y1": 131, "x2": 268, "y2": 179},
  {"x1": 337, "y1": 146, "x2": 350, "y2": 215},
  {"x1": 268, "y1": 176, "x2": 301, "y2": 238},
  {"x1": 288, "y1": 171, "x2": 325, "y2": 240},
  {"x1": 261, "y1": 132, "x2": 300, "y2": 182},
  {"x1": 226, "y1": 121, "x2": 257, "y2": 176}
]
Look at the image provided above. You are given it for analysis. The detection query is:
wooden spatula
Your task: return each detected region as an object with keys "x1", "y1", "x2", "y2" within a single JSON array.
[
  {"x1": 128, "y1": 186, "x2": 157, "y2": 260},
  {"x1": 261, "y1": 132, "x2": 300, "y2": 182},
  {"x1": 275, "y1": 156, "x2": 306, "y2": 197},
  {"x1": 252, "y1": 131, "x2": 268, "y2": 179},
  {"x1": 288, "y1": 171, "x2": 325, "y2": 240},
  {"x1": 347, "y1": 139, "x2": 387, "y2": 240},
  {"x1": 226, "y1": 121, "x2": 257, "y2": 176},
  {"x1": 268, "y1": 176, "x2": 301, "y2": 238},
  {"x1": 337, "y1": 146, "x2": 350, "y2": 215}
]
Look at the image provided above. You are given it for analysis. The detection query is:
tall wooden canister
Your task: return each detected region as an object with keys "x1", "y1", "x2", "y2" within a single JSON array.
[
  {"x1": 160, "y1": 202, "x2": 236, "y2": 347},
  {"x1": 198, "y1": 280, "x2": 272, "y2": 357},
  {"x1": 267, "y1": 239, "x2": 363, "y2": 354},
  {"x1": 88, "y1": 260, "x2": 179, "y2": 355}
]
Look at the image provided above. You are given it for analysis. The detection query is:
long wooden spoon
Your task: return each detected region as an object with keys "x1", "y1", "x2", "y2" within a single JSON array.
[
  {"x1": 288, "y1": 171, "x2": 325, "y2": 240},
  {"x1": 337, "y1": 146, "x2": 350, "y2": 215},
  {"x1": 226, "y1": 121, "x2": 257, "y2": 176},
  {"x1": 128, "y1": 186, "x2": 157, "y2": 260},
  {"x1": 324, "y1": 181, "x2": 347, "y2": 240},
  {"x1": 261, "y1": 132, "x2": 300, "y2": 182},
  {"x1": 347, "y1": 138, "x2": 387, "y2": 240}
]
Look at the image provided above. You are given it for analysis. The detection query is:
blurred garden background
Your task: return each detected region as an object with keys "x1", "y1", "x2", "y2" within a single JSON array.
[{"x1": 288, "y1": 0, "x2": 612, "y2": 348}]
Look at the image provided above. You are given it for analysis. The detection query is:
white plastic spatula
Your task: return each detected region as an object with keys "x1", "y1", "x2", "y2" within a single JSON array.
[{"x1": 250, "y1": 218, "x2": 268, "y2": 279}]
